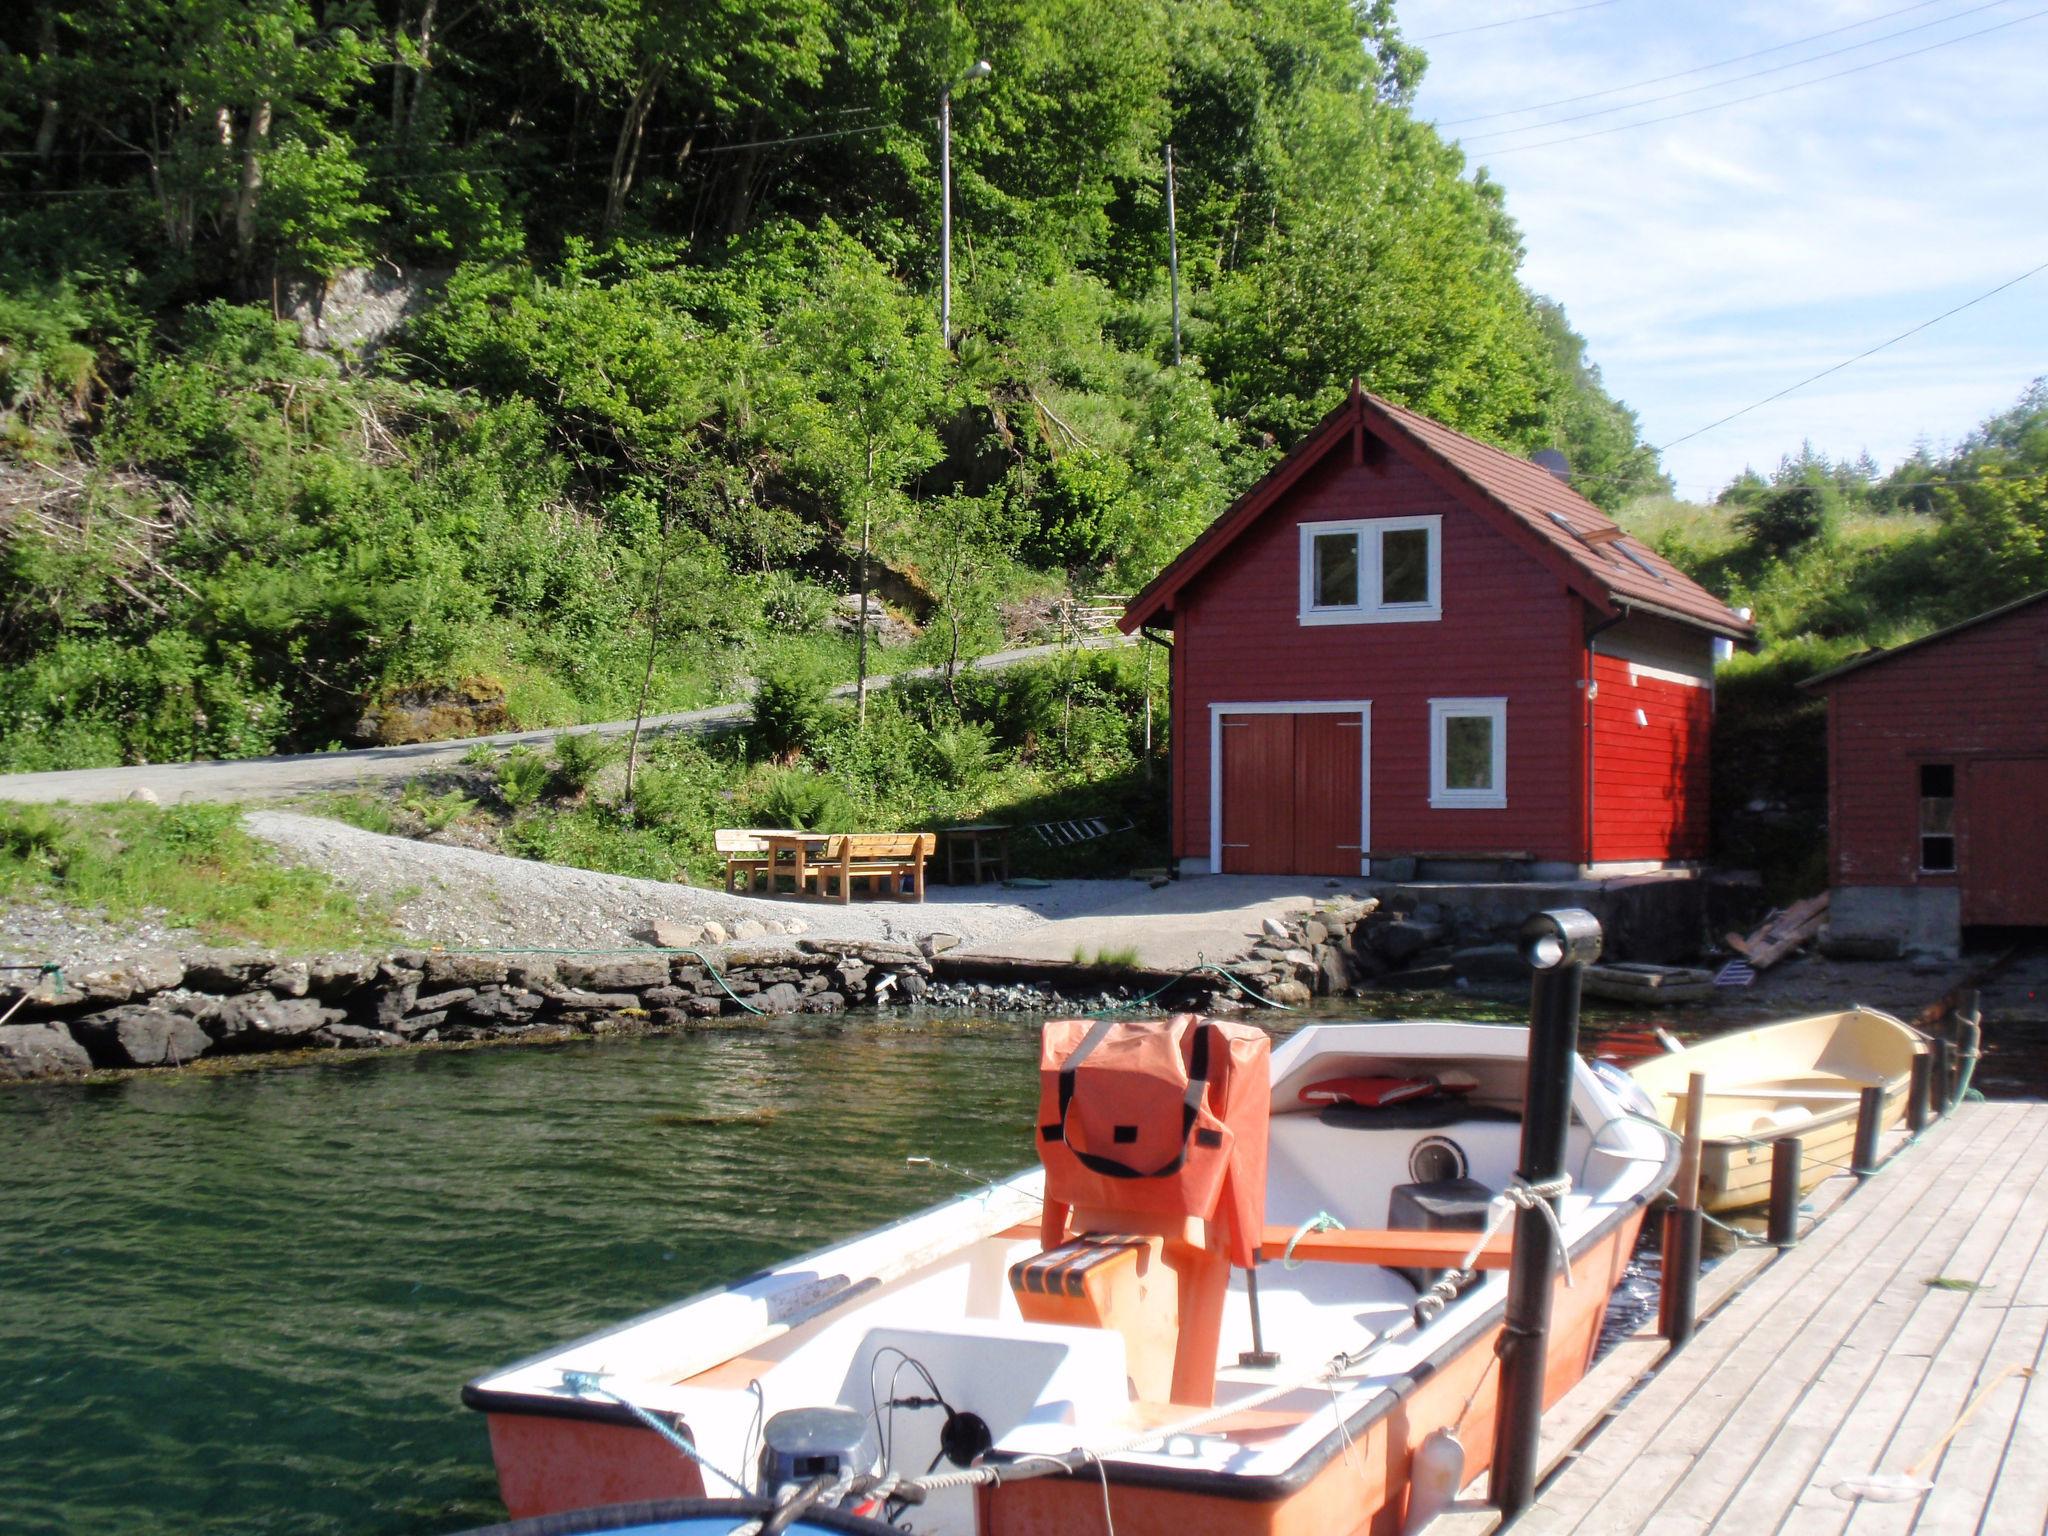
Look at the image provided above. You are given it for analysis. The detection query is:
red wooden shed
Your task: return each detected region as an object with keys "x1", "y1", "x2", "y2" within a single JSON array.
[
  {"x1": 1119, "y1": 386, "x2": 1754, "y2": 879},
  {"x1": 1804, "y1": 590, "x2": 2048, "y2": 955}
]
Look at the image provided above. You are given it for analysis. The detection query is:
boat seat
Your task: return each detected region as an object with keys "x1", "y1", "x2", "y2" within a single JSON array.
[{"x1": 1009, "y1": 1234, "x2": 1173, "y2": 1399}]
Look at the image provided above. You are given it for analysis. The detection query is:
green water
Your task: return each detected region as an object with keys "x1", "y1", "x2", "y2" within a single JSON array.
[
  {"x1": 2, "y1": 996, "x2": 1620, "y2": 1536},
  {"x1": 1, "y1": 1020, "x2": 1066, "y2": 1536}
]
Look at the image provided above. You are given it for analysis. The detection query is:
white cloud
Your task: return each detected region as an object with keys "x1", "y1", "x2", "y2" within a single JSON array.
[{"x1": 1406, "y1": 0, "x2": 2048, "y2": 491}]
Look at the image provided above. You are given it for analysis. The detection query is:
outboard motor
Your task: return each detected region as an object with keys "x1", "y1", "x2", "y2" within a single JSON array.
[
  {"x1": 756, "y1": 1406, "x2": 881, "y2": 1502},
  {"x1": 1010, "y1": 1014, "x2": 1270, "y2": 1406}
]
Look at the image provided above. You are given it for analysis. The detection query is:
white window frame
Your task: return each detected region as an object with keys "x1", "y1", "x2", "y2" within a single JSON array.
[
  {"x1": 1430, "y1": 697, "x2": 1507, "y2": 809},
  {"x1": 1297, "y1": 515, "x2": 1442, "y2": 626}
]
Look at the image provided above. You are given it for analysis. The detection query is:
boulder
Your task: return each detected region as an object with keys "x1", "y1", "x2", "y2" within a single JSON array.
[
  {"x1": 893, "y1": 971, "x2": 928, "y2": 1001},
  {"x1": 756, "y1": 983, "x2": 803, "y2": 1014},
  {"x1": 833, "y1": 959, "x2": 871, "y2": 992},
  {"x1": 558, "y1": 957, "x2": 667, "y2": 992},
  {"x1": 460, "y1": 990, "x2": 543, "y2": 1022},
  {"x1": 542, "y1": 987, "x2": 642, "y2": 1012},
  {"x1": 651, "y1": 920, "x2": 706, "y2": 950},
  {"x1": 800, "y1": 991, "x2": 847, "y2": 1014},
  {"x1": 204, "y1": 994, "x2": 347, "y2": 1051},
  {"x1": 371, "y1": 984, "x2": 420, "y2": 1027},
  {"x1": 1302, "y1": 919, "x2": 1331, "y2": 946},
  {"x1": 640, "y1": 986, "x2": 689, "y2": 1008},
  {"x1": 263, "y1": 961, "x2": 312, "y2": 998},
  {"x1": 1261, "y1": 917, "x2": 1291, "y2": 940},
  {"x1": 184, "y1": 951, "x2": 276, "y2": 993},
  {"x1": 71, "y1": 951, "x2": 186, "y2": 1005},
  {"x1": 70, "y1": 1006, "x2": 213, "y2": 1068},
  {"x1": 413, "y1": 987, "x2": 477, "y2": 1013},
  {"x1": 391, "y1": 1010, "x2": 447, "y2": 1037},
  {"x1": 701, "y1": 921, "x2": 728, "y2": 946},
  {"x1": 1371, "y1": 919, "x2": 1442, "y2": 967},
  {"x1": 1262, "y1": 979, "x2": 1313, "y2": 1008},
  {"x1": 1315, "y1": 946, "x2": 1351, "y2": 997},
  {"x1": 423, "y1": 954, "x2": 511, "y2": 987},
  {"x1": 507, "y1": 957, "x2": 558, "y2": 990},
  {"x1": 731, "y1": 919, "x2": 768, "y2": 942},
  {"x1": 352, "y1": 679, "x2": 512, "y2": 746},
  {"x1": 309, "y1": 955, "x2": 378, "y2": 993},
  {"x1": 377, "y1": 959, "x2": 426, "y2": 988},
  {"x1": 919, "y1": 932, "x2": 962, "y2": 958},
  {"x1": 0, "y1": 1022, "x2": 93, "y2": 1079},
  {"x1": 126, "y1": 786, "x2": 162, "y2": 805},
  {"x1": 722, "y1": 943, "x2": 806, "y2": 969}
]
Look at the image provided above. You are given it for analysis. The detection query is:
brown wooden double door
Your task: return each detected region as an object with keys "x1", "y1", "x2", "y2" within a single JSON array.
[{"x1": 1219, "y1": 710, "x2": 1365, "y2": 876}]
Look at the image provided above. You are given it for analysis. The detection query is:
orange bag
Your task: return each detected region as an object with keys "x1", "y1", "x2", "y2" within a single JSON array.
[{"x1": 1036, "y1": 1015, "x2": 1270, "y2": 1268}]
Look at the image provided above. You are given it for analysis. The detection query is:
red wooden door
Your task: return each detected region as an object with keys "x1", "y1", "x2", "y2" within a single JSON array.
[
  {"x1": 1220, "y1": 712, "x2": 1364, "y2": 875},
  {"x1": 1965, "y1": 758, "x2": 2048, "y2": 926},
  {"x1": 1220, "y1": 715, "x2": 1293, "y2": 873},
  {"x1": 1295, "y1": 714, "x2": 1364, "y2": 876}
]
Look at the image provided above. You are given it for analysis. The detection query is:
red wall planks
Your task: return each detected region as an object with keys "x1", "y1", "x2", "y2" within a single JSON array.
[
  {"x1": 1171, "y1": 450, "x2": 1587, "y2": 864},
  {"x1": 1819, "y1": 597, "x2": 2048, "y2": 911},
  {"x1": 1588, "y1": 656, "x2": 1711, "y2": 861}
]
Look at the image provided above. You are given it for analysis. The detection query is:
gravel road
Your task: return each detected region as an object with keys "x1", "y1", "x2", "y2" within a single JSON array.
[{"x1": 0, "y1": 637, "x2": 1130, "y2": 806}]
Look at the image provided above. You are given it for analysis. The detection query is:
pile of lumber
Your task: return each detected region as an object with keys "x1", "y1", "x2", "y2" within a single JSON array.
[{"x1": 1723, "y1": 892, "x2": 1830, "y2": 972}]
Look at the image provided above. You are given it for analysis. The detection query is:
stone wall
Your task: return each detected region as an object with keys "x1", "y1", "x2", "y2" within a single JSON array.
[{"x1": 0, "y1": 940, "x2": 936, "y2": 1082}]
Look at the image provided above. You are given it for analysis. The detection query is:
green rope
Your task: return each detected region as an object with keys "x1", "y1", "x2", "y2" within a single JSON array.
[
  {"x1": 1084, "y1": 955, "x2": 1300, "y2": 1018},
  {"x1": 423, "y1": 943, "x2": 768, "y2": 1015}
]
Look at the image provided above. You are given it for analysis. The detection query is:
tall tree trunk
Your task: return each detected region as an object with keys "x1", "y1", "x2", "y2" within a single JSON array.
[
  {"x1": 721, "y1": 135, "x2": 764, "y2": 240},
  {"x1": 603, "y1": 66, "x2": 664, "y2": 234},
  {"x1": 234, "y1": 99, "x2": 272, "y2": 275},
  {"x1": 855, "y1": 502, "x2": 872, "y2": 726},
  {"x1": 32, "y1": 11, "x2": 60, "y2": 167},
  {"x1": 625, "y1": 530, "x2": 670, "y2": 814},
  {"x1": 402, "y1": 0, "x2": 439, "y2": 140}
]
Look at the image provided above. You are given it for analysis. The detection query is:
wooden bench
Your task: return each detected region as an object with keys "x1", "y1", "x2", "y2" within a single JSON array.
[
  {"x1": 714, "y1": 828, "x2": 803, "y2": 894},
  {"x1": 803, "y1": 832, "x2": 936, "y2": 904}
]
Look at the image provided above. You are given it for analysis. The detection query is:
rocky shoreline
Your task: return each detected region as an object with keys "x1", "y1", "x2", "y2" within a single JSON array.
[{"x1": 0, "y1": 937, "x2": 953, "y2": 1082}]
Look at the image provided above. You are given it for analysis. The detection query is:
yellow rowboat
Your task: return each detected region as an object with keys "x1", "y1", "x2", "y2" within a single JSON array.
[{"x1": 1625, "y1": 1007, "x2": 1924, "y2": 1213}]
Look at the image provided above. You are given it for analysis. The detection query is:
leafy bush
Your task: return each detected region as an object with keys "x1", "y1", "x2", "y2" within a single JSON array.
[
  {"x1": 924, "y1": 721, "x2": 996, "y2": 790},
  {"x1": 0, "y1": 804, "x2": 75, "y2": 871},
  {"x1": 399, "y1": 786, "x2": 477, "y2": 831},
  {"x1": 747, "y1": 768, "x2": 856, "y2": 832},
  {"x1": 753, "y1": 571, "x2": 836, "y2": 634},
  {"x1": 549, "y1": 732, "x2": 616, "y2": 795},
  {"x1": 748, "y1": 665, "x2": 834, "y2": 762},
  {"x1": 319, "y1": 793, "x2": 397, "y2": 835},
  {"x1": 495, "y1": 749, "x2": 552, "y2": 809}
]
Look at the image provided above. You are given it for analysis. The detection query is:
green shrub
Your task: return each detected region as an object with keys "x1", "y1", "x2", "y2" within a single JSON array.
[
  {"x1": 753, "y1": 571, "x2": 836, "y2": 635},
  {"x1": 320, "y1": 793, "x2": 397, "y2": 835},
  {"x1": 747, "y1": 768, "x2": 856, "y2": 831},
  {"x1": 496, "y1": 748, "x2": 552, "y2": 809},
  {"x1": 0, "y1": 804, "x2": 75, "y2": 872},
  {"x1": 400, "y1": 786, "x2": 477, "y2": 831},
  {"x1": 549, "y1": 732, "x2": 616, "y2": 795},
  {"x1": 748, "y1": 665, "x2": 833, "y2": 762},
  {"x1": 925, "y1": 721, "x2": 996, "y2": 790}
]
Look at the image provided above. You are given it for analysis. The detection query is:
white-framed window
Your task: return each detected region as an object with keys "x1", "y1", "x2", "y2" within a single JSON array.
[
  {"x1": 1429, "y1": 697, "x2": 1507, "y2": 809},
  {"x1": 1298, "y1": 515, "x2": 1441, "y2": 625}
]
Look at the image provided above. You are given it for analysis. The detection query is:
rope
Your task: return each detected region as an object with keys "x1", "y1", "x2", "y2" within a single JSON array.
[
  {"x1": 1280, "y1": 1211, "x2": 1341, "y2": 1269},
  {"x1": 1083, "y1": 954, "x2": 1300, "y2": 1019},
  {"x1": 559, "y1": 1370, "x2": 751, "y2": 1495},
  {"x1": 1457, "y1": 1175, "x2": 1576, "y2": 1290}
]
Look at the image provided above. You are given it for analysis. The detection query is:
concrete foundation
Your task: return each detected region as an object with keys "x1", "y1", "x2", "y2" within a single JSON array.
[{"x1": 1820, "y1": 884, "x2": 1961, "y2": 961}]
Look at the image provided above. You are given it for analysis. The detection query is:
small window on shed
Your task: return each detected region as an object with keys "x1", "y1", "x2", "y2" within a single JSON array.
[
  {"x1": 1430, "y1": 697, "x2": 1507, "y2": 809},
  {"x1": 1919, "y1": 764, "x2": 1956, "y2": 873},
  {"x1": 1312, "y1": 531, "x2": 1360, "y2": 609}
]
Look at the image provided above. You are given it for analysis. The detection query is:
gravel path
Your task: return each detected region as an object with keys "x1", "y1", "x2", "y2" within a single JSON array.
[
  {"x1": 0, "y1": 638, "x2": 1129, "y2": 806},
  {"x1": 240, "y1": 811, "x2": 1061, "y2": 952}
]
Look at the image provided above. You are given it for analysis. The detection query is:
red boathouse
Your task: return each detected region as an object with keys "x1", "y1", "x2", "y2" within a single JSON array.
[
  {"x1": 1804, "y1": 589, "x2": 2048, "y2": 956},
  {"x1": 1119, "y1": 386, "x2": 1754, "y2": 879}
]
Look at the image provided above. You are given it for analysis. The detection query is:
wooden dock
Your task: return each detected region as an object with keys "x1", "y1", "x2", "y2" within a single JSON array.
[{"x1": 1429, "y1": 1100, "x2": 2048, "y2": 1535}]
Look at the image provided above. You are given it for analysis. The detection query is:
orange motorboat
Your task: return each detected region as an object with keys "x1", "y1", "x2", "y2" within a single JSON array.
[{"x1": 465, "y1": 1009, "x2": 1675, "y2": 1535}]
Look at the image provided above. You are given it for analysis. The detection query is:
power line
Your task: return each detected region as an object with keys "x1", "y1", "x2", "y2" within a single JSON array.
[
  {"x1": 1654, "y1": 260, "x2": 2048, "y2": 454},
  {"x1": 1461, "y1": 0, "x2": 2017, "y2": 144},
  {"x1": 1416, "y1": 0, "x2": 1628, "y2": 43},
  {"x1": 1435, "y1": 0, "x2": 1956, "y2": 127},
  {"x1": 1477, "y1": 5, "x2": 2048, "y2": 156}
]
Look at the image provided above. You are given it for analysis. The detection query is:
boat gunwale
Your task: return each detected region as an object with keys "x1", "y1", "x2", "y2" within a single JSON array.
[{"x1": 462, "y1": 1134, "x2": 1680, "y2": 1505}]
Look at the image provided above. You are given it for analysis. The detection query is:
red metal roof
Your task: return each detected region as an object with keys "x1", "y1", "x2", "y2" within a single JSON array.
[{"x1": 1121, "y1": 389, "x2": 1755, "y2": 641}]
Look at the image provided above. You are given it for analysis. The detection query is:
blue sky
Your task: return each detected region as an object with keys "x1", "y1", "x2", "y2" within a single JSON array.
[{"x1": 1403, "y1": 0, "x2": 2048, "y2": 500}]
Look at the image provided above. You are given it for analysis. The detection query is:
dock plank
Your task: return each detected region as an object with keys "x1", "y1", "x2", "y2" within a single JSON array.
[{"x1": 1511, "y1": 1106, "x2": 2020, "y2": 1536}]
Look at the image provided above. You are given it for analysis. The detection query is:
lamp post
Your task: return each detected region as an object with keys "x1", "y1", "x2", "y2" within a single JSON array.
[{"x1": 940, "y1": 59, "x2": 992, "y2": 347}]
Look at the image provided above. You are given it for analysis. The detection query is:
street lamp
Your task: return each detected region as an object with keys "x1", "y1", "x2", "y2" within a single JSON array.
[{"x1": 940, "y1": 59, "x2": 992, "y2": 347}]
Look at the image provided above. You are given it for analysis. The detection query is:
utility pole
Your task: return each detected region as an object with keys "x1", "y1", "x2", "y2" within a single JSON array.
[
  {"x1": 940, "y1": 61, "x2": 993, "y2": 346},
  {"x1": 1164, "y1": 142, "x2": 1182, "y2": 366}
]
